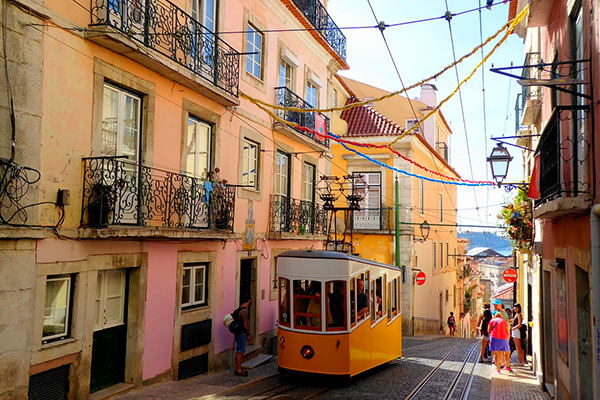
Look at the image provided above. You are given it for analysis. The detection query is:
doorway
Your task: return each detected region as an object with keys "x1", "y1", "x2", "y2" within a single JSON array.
[
  {"x1": 439, "y1": 292, "x2": 443, "y2": 334},
  {"x1": 90, "y1": 269, "x2": 128, "y2": 393},
  {"x1": 542, "y1": 269, "x2": 555, "y2": 391},
  {"x1": 576, "y1": 265, "x2": 592, "y2": 398},
  {"x1": 240, "y1": 258, "x2": 256, "y2": 343}
]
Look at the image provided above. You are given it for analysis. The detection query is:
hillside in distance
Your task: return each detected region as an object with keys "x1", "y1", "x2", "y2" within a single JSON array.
[{"x1": 457, "y1": 231, "x2": 513, "y2": 256}]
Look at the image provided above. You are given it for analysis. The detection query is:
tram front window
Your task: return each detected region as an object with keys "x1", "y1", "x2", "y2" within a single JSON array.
[
  {"x1": 326, "y1": 281, "x2": 346, "y2": 331},
  {"x1": 356, "y1": 272, "x2": 369, "y2": 322},
  {"x1": 293, "y1": 280, "x2": 329, "y2": 330},
  {"x1": 279, "y1": 278, "x2": 290, "y2": 327}
]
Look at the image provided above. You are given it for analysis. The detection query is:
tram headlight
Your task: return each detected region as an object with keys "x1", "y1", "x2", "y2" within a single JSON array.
[
  {"x1": 300, "y1": 345, "x2": 314, "y2": 359},
  {"x1": 279, "y1": 335, "x2": 285, "y2": 344}
]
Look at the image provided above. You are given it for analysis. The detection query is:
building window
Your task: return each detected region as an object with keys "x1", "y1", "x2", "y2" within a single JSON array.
[
  {"x1": 306, "y1": 81, "x2": 318, "y2": 107},
  {"x1": 102, "y1": 83, "x2": 141, "y2": 160},
  {"x1": 43, "y1": 275, "x2": 73, "y2": 343},
  {"x1": 182, "y1": 263, "x2": 209, "y2": 308},
  {"x1": 246, "y1": 24, "x2": 263, "y2": 79},
  {"x1": 439, "y1": 193, "x2": 443, "y2": 222},
  {"x1": 241, "y1": 139, "x2": 259, "y2": 189},
  {"x1": 419, "y1": 179, "x2": 424, "y2": 215},
  {"x1": 279, "y1": 59, "x2": 294, "y2": 90},
  {"x1": 333, "y1": 88, "x2": 338, "y2": 107},
  {"x1": 445, "y1": 289, "x2": 449, "y2": 303},
  {"x1": 433, "y1": 241, "x2": 437, "y2": 271},
  {"x1": 446, "y1": 242, "x2": 449, "y2": 269},
  {"x1": 303, "y1": 162, "x2": 316, "y2": 202},
  {"x1": 440, "y1": 242, "x2": 444, "y2": 270},
  {"x1": 185, "y1": 116, "x2": 212, "y2": 179},
  {"x1": 406, "y1": 119, "x2": 421, "y2": 134},
  {"x1": 274, "y1": 151, "x2": 291, "y2": 196}
]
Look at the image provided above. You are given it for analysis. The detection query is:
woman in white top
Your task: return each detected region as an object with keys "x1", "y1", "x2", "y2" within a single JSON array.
[{"x1": 511, "y1": 303, "x2": 525, "y2": 364}]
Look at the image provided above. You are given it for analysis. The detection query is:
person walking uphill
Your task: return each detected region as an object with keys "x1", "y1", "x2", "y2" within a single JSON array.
[
  {"x1": 489, "y1": 310, "x2": 512, "y2": 373},
  {"x1": 447, "y1": 312, "x2": 456, "y2": 336},
  {"x1": 234, "y1": 293, "x2": 253, "y2": 377}
]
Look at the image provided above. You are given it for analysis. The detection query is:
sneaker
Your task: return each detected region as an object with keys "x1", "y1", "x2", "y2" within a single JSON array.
[
  {"x1": 497, "y1": 369, "x2": 501, "y2": 373},
  {"x1": 505, "y1": 367, "x2": 513, "y2": 373},
  {"x1": 479, "y1": 360, "x2": 485, "y2": 363}
]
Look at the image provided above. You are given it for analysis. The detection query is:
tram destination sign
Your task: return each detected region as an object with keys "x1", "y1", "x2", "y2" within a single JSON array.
[
  {"x1": 416, "y1": 271, "x2": 426, "y2": 286},
  {"x1": 503, "y1": 268, "x2": 518, "y2": 283}
]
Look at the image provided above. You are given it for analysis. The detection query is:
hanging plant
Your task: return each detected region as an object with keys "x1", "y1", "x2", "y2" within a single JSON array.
[{"x1": 498, "y1": 188, "x2": 533, "y2": 250}]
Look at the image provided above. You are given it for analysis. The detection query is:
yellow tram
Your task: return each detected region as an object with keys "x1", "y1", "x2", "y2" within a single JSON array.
[{"x1": 276, "y1": 250, "x2": 402, "y2": 378}]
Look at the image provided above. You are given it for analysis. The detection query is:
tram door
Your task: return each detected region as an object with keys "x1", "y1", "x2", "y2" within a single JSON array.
[{"x1": 239, "y1": 258, "x2": 256, "y2": 343}]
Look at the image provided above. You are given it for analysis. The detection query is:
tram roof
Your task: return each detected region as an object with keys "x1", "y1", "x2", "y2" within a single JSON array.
[{"x1": 277, "y1": 250, "x2": 400, "y2": 271}]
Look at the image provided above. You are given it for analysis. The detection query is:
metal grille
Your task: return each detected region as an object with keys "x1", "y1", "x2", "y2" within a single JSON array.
[
  {"x1": 181, "y1": 319, "x2": 212, "y2": 351},
  {"x1": 91, "y1": 0, "x2": 240, "y2": 96},
  {"x1": 178, "y1": 353, "x2": 209, "y2": 380},
  {"x1": 81, "y1": 156, "x2": 235, "y2": 231},
  {"x1": 28, "y1": 365, "x2": 69, "y2": 400},
  {"x1": 269, "y1": 195, "x2": 327, "y2": 235},
  {"x1": 274, "y1": 87, "x2": 330, "y2": 148}
]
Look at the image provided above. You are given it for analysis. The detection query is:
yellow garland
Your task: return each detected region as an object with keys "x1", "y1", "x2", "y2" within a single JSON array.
[{"x1": 240, "y1": 5, "x2": 528, "y2": 116}]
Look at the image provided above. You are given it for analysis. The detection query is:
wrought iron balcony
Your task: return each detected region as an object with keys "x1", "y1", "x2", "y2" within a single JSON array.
[
  {"x1": 353, "y1": 207, "x2": 392, "y2": 231},
  {"x1": 535, "y1": 107, "x2": 590, "y2": 205},
  {"x1": 521, "y1": 52, "x2": 541, "y2": 126},
  {"x1": 91, "y1": 0, "x2": 240, "y2": 96},
  {"x1": 291, "y1": 0, "x2": 346, "y2": 62},
  {"x1": 269, "y1": 195, "x2": 327, "y2": 235},
  {"x1": 436, "y1": 142, "x2": 448, "y2": 163},
  {"x1": 81, "y1": 156, "x2": 235, "y2": 232},
  {"x1": 274, "y1": 87, "x2": 330, "y2": 148}
]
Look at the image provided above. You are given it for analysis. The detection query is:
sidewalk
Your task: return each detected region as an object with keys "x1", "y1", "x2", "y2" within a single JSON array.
[{"x1": 113, "y1": 353, "x2": 551, "y2": 400}]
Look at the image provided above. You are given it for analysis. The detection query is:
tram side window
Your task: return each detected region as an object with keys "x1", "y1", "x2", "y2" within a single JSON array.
[
  {"x1": 350, "y1": 278, "x2": 356, "y2": 327},
  {"x1": 387, "y1": 281, "x2": 391, "y2": 320},
  {"x1": 390, "y1": 277, "x2": 398, "y2": 318},
  {"x1": 326, "y1": 280, "x2": 346, "y2": 331},
  {"x1": 356, "y1": 272, "x2": 369, "y2": 322},
  {"x1": 372, "y1": 276, "x2": 383, "y2": 322},
  {"x1": 279, "y1": 278, "x2": 291, "y2": 327}
]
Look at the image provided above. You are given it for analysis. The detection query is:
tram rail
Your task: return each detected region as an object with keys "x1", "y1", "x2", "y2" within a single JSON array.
[{"x1": 404, "y1": 340, "x2": 480, "y2": 400}]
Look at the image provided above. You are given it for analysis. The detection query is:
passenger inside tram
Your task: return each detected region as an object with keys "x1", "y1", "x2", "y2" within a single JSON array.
[
  {"x1": 306, "y1": 281, "x2": 332, "y2": 327},
  {"x1": 357, "y1": 279, "x2": 368, "y2": 321},
  {"x1": 328, "y1": 281, "x2": 345, "y2": 327}
]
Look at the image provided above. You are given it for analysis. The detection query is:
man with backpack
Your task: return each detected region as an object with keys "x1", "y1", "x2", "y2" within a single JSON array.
[{"x1": 234, "y1": 293, "x2": 253, "y2": 377}]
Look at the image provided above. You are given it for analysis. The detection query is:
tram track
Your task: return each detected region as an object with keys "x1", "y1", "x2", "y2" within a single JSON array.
[{"x1": 404, "y1": 340, "x2": 480, "y2": 400}]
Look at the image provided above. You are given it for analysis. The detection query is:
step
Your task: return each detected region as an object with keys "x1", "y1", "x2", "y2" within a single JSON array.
[
  {"x1": 242, "y1": 354, "x2": 273, "y2": 369},
  {"x1": 241, "y1": 344, "x2": 261, "y2": 363}
]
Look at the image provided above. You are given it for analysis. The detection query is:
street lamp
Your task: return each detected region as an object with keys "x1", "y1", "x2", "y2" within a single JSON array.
[
  {"x1": 414, "y1": 220, "x2": 430, "y2": 243},
  {"x1": 487, "y1": 143, "x2": 513, "y2": 183},
  {"x1": 487, "y1": 142, "x2": 529, "y2": 192}
]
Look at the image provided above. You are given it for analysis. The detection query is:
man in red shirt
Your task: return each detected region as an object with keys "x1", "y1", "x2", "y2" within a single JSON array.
[{"x1": 488, "y1": 310, "x2": 512, "y2": 373}]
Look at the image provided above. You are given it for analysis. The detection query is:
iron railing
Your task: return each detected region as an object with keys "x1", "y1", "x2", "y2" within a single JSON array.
[
  {"x1": 353, "y1": 207, "x2": 392, "y2": 230},
  {"x1": 91, "y1": 0, "x2": 240, "y2": 96},
  {"x1": 436, "y1": 142, "x2": 448, "y2": 163},
  {"x1": 535, "y1": 107, "x2": 590, "y2": 205},
  {"x1": 291, "y1": 0, "x2": 346, "y2": 62},
  {"x1": 81, "y1": 156, "x2": 235, "y2": 231},
  {"x1": 274, "y1": 87, "x2": 330, "y2": 147},
  {"x1": 269, "y1": 195, "x2": 327, "y2": 235}
]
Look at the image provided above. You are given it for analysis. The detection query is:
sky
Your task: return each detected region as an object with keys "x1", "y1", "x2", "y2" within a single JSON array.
[{"x1": 326, "y1": 1, "x2": 526, "y2": 234}]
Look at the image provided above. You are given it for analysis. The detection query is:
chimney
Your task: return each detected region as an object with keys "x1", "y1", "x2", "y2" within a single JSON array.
[{"x1": 420, "y1": 84, "x2": 438, "y2": 107}]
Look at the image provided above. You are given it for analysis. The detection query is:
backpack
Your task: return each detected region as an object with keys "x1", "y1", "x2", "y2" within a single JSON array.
[{"x1": 224, "y1": 306, "x2": 245, "y2": 335}]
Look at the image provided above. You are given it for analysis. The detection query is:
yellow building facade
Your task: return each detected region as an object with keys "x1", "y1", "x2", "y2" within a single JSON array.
[{"x1": 330, "y1": 77, "x2": 461, "y2": 335}]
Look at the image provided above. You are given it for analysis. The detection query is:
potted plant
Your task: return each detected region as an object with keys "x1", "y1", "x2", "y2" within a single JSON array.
[
  {"x1": 498, "y1": 188, "x2": 533, "y2": 250},
  {"x1": 87, "y1": 182, "x2": 115, "y2": 227}
]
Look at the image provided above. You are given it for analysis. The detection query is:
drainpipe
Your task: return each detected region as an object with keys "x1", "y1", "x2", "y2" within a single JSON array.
[{"x1": 591, "y1": 204, "x2": 600, "y2": 400}]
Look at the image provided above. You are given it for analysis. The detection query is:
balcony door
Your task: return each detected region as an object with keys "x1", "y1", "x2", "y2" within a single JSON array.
[
  {"x1": 353, "y1": 172, "x2": 381, "y2": 230},
  {"x1": 191, "y1": 0, "x2": 217, "y2": 79},
  {"x1": 184, "y1": 116, "x2": 212, "y2": 228},
  {"x1": 102, "y1": 84, "x2": 141, "y2": 225},
  {"x1": 302, "y1": 163, "x2": 316, "y2": 233},
  {"x1": 274, "y1": 151, "x2": 291, "y2": 232}
]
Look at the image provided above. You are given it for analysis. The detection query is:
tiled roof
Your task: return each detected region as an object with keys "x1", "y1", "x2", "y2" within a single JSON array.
[{"x1": 340, "y1": 97, "x2": 406, "y2": 137}]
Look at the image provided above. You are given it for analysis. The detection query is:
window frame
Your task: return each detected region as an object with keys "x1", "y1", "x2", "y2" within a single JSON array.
[
  {"x1": 181, "y1": 262, "x2": 209, "y2": 309},
  {"x1": 306, "y1": 81, "x2": 318, "y2": 108},
  {"x1": 246, "y1": 23, "x2": 263, "y2": 80},
  {"x1": 433, "y1": 241, "x2": 437, "y2": 271},
  {"x1": 279, "y1": 277, "x2": 291, "y2": 328},
  {"x1": 302, "y1": 162, "x2": 316, "y2": 202},
  {"x1": 241, "y1": 138, "x2": 259, "y2": 189},
  {"x1": 325, "y1": 280, "x2": 347, "y2": 332},
  {"x1": 185, "y1": 115, "x2": 213, "y2": 179},
  {"x1": 279, "y1": 58, "x2": 294, "y2": 90},
  {"x1": 274, "y1": 150, "x2": 291, "y2": 197},
  {"x1": 42, "y1": 275, "x2": 74, "y2": 344},
  {"x1": 439, "y1": 193, "x2": 443, "y2": 222},
  {"x1": 101, "y1": 82, "x2": 142, "y2": 160}
]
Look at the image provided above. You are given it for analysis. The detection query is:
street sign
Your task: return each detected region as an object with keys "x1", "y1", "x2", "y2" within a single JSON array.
[
  {"x1": 416, "y1": 271, "x2": 426, "y2": 286},
  {"x1": 503, "y1": 268, "x2": 518, "y2": 283}
]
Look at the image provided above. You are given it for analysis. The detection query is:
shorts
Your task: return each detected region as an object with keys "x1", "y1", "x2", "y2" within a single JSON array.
[
  {"x1": 489, "y1": 337, "x2": 510, "y2": 352},
  {"x1": 481, "y1": 334, "x2": 490, "y2": 342},
  {"x1": 512, "y1": 328, "x2": 521, "y2": 339},
  {"x1": 234, "y1": 333, "x2": 248, "y2": 354}
]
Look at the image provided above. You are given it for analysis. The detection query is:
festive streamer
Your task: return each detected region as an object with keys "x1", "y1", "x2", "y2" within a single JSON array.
[{"x1": 240, "y1": 5, "x2": 528, "y2": 119}]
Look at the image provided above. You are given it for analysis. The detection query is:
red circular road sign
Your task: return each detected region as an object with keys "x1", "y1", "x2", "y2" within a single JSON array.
[
  {"x1": 416, "y1": 271, "x2": 426, "y2": 286},
  {"x1": 503, "y1": 268, "x2": 518, "y2": 283}
]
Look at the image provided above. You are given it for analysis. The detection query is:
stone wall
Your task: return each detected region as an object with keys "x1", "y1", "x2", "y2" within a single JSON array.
[{"x1": 413, "y1": 317, "x2": 441, "y2": 336}]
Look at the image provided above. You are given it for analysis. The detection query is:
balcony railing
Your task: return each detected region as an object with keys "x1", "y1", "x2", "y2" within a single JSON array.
[
  {"x1": 81, "y1": 156, "x2": 235, "y2": 232},
  {"x1": 521, "y1": 52, "x2": 542, "y2": 106},
  {"x1": 436, "y1": 142, "x2": 448, "y2": 163},
  {"x1": 269, "y1": 195, "x2": 327, "y2": 235},
  {"x1": 353, "y1": 207, "x2": 392, "y2": 231},
  {"x1": 274, "y1": 87, "x2": 330, "y2": 148},
  {"x1": 91, "y1": 0, "x2": 240, "y2": 96},
  {"x1": 291, "y1": 0, "x2": 346, "y2": 62},
  {"x1": 536, "y1": 107, "x2": 590, "y2": 205}
]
